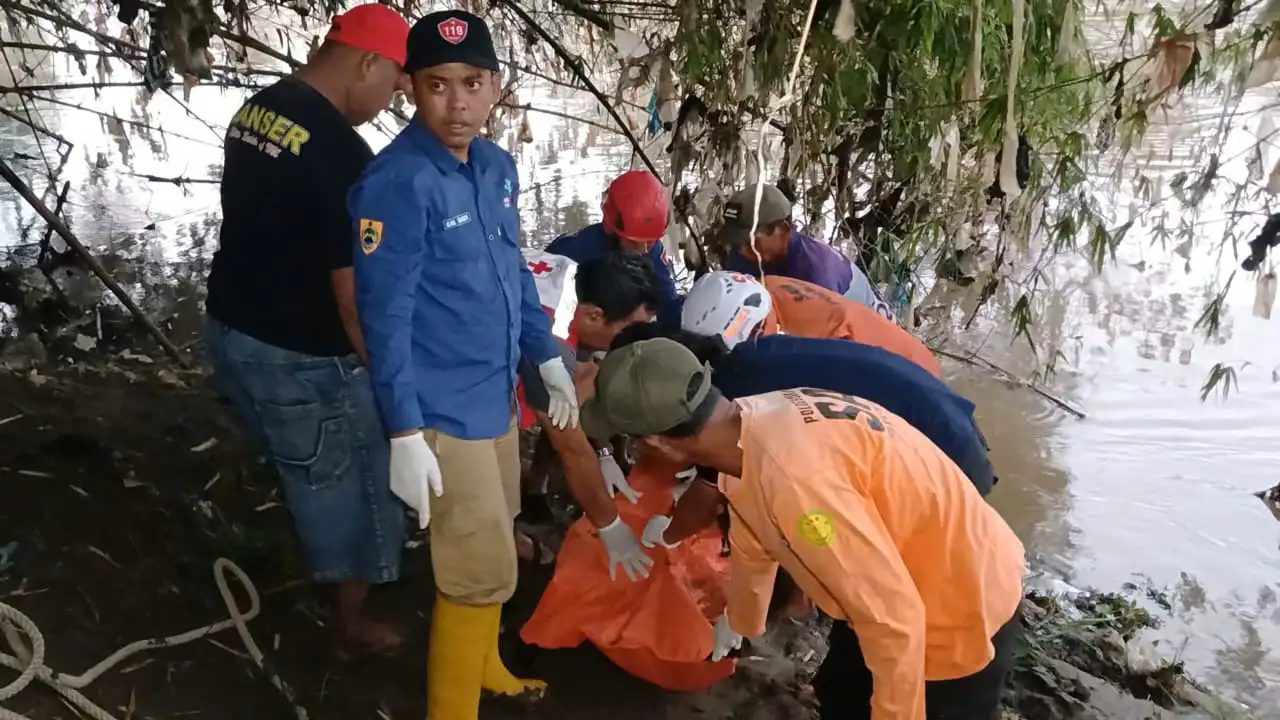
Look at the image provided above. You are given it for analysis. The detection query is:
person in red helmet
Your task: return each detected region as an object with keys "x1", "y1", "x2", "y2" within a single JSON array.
[{"x1": 545, "y1": 169, "x2": 683, "y2": 327}]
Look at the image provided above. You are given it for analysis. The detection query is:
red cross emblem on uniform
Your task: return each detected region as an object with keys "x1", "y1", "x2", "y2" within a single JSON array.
[
  {"x1": 438, "y1": 18, "x2": 468, "y2": 45},
  {"x1": 529, "y1": 260, "x2": 552, "y2": 274}
]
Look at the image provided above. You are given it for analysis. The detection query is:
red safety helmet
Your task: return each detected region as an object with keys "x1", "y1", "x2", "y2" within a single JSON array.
[{"x1": 601, "y1": 169, "x2": 670, "y2": 244}]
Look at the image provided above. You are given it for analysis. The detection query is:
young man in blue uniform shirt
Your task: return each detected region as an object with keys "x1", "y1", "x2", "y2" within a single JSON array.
[
  {"x1": 545, "y1": 169, "x2": 684, "y2": 325},
  {"x1": 347, "y1": 10, "x2": 575, "y2": 717}
]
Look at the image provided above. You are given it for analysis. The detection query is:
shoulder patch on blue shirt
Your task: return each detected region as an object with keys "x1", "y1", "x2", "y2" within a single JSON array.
[{"x1": 443, "y1": 212, "x2": 472, "y2": 229}]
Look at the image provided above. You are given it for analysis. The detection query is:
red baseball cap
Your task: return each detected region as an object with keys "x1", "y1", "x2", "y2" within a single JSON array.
[{"x1": 325, "y1": 4, "x2": 410, "y2": 67}]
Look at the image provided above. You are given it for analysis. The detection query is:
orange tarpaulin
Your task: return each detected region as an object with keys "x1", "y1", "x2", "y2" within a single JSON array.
[{"x1": 520, "y1": 462, "x2": 737, "y2": 691}]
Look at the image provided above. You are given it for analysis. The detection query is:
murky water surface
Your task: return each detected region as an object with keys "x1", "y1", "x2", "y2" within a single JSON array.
[{"x1": 2, "y1": 3, "x2": 1278, "y2": 712}]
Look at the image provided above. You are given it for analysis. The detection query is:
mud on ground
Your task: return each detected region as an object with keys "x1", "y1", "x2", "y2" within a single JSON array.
[{"x1": 0, "y1": 353, "x2": 1230, "y2": 720}]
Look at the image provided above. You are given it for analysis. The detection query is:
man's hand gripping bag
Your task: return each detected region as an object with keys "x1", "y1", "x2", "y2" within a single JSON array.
[{"x1": 520, "y1": 461, "x2": 736, "y2": 691}]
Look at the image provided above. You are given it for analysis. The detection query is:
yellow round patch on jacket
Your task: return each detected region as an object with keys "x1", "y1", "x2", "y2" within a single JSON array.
[{"x1": 798, "y1": 510, "x2": 835, "y2": 547}]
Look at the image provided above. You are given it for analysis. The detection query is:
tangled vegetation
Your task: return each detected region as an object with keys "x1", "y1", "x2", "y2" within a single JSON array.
[{"x1": 1, "y1": 0, "x2": 1279, "y2": 388}]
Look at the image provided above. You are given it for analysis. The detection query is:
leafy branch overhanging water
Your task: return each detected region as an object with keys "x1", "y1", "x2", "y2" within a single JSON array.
[{"x1": 2, "y1": 0, "x2": 1280, "y2": 396}]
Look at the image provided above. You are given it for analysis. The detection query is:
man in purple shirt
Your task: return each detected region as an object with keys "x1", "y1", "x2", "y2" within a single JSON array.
[{"x1": 720, "y1": 183, "x2": 892, "y2": 318}]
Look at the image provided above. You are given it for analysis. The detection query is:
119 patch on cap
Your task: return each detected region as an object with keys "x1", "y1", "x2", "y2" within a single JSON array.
[{"x1": 438, "y1": 17, "x2": 468, "y2": 44}]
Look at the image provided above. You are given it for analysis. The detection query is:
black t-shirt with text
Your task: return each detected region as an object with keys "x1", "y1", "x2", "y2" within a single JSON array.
[{"x1": 206, "y1": 77, "x2": 372, "y2": 357}]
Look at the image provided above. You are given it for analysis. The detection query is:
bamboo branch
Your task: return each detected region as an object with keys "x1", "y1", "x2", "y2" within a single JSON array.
[
  {"x1": 498, "y1": 0, "x2": 709, "y2": 270},
  {"x1": 499, "y1": 1, "x2": 657, "y2": 174},
  {"x1": 0, "y1": 78, "x2": 268, "y2": 93},
  {"x1": 0, "y1": 1, "x2": 145, "y2": 56},
  {"x1": 36, "y1": 181, "x2": 70, "y2": 268},
  {"x1": 499, "y1": 102, "x2": 618, "y2": 134},
  {"x1": 129, "y1": 173, "x2": 220, "y2": 185},
  {"x1": 0, "y1": 158, "x2": 188, "y2": 366},
  {"x1": 930, "y1": 346, "x2": 1086, "y2": 420},
  {"x1": 15, "y1": 90, "x2": 225, "y2": 148},
  {"x1": 548, "y1": 0, "x2": 614, "y2": 31},
  {"x1": 0, "y1": 41, "x2": 289, "y2": 77},
  {"x1": 505, "y1": 60, "x2": 655, "y2": 115},
  {"x1": 2, "y1": 82, "x2": 152, "y2": 93},
  {"x1": 215, "y1": 27, "x2": 301, "y2": 70},
  {"x1": 0, "y1": 104, "x2": 69, "y2": 147},
  {"x1": 32, "y1": 1, "x2": 227, "y2": 140}
]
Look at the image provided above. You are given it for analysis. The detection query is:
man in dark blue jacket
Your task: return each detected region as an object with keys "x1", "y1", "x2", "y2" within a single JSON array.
[
  {"x1": 545, "y1": 169, "x2": 683, "y2": 325},
  {"x1": 611, "y1": 326, "x2": 997, "y2": 496},
  {"x1": 348, "y1": 10, "x2": 574, "y2": 715}
]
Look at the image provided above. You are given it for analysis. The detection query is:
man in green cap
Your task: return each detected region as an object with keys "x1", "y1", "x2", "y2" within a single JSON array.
[
  {"x1": 580, "y1": 338, "x2": 1025, "y2": 720},
  {"x1": 719, "y1": 183, "x2": 892, "y2": 317}
]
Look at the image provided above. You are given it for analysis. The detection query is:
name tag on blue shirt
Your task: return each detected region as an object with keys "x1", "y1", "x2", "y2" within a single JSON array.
[{"x1": 443, "y1": 212, "x2": 472, "y2": 229}]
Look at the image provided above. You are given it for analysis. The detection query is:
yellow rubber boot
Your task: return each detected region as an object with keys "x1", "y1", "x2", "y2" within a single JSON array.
[
  {"x1": 426, "y1": 597, "x2": 487, "y2": 720},
  {"x1": 478, "y1": 603, "x2": 548, "y2": 697}
]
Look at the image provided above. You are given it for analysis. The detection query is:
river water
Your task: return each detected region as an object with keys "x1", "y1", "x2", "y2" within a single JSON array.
[{"x1": 1, "y1": 3, "x2": 1279, "y2": 713}]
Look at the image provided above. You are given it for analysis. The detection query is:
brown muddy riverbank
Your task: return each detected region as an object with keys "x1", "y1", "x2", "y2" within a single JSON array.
[{"x1": 0, "y1": 341, "x2": 1233, "y2": 720}]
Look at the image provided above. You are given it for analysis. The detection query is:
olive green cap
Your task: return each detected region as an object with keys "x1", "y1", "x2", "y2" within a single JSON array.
[
  {"x1": 580, "y1": 338, "x2": 713, "y2": 441},
  {"x1": 721, "y1": 184, "x2": 792, "y2": 247}
]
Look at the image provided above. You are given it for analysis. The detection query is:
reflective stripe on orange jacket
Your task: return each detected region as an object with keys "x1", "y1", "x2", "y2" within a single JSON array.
[
  {"x1": 720, "y1": 390, "x2": 1024, "y2": 720},
  {"x1": 760, "y1": 276, "x2": 943, "y2": 377}
]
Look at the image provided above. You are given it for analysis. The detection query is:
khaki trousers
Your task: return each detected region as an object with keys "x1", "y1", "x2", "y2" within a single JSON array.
[{"x1": 423, "y1": 417, "x2": 521, "y2": 605}]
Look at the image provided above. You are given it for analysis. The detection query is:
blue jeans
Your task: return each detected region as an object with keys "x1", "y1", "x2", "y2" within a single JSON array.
[{"x1": 203, "y1": 316, "x2": 404, "y2": 584}]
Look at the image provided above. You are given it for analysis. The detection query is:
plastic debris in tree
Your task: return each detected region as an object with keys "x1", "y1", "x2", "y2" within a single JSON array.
[
  {"x1": 1142, "y1": 33, "x2": 1198, "y2": 110},
  {"x1": 1054, "y1": 0, "x2": 1082, "y2": 67},
  {"x1": 1248, "y1": 114, "x2": 1276, "y2": 183},
  {"x1": 962, "y1": 0, "x2": 984, "y2": 104},
  {"x1": 143, "y1": 0, "x2": 217, "y2": 99},
  {"x1": 655, "y1": 57, "x2": 678, "y2": 128},
  {"x1": 998, "y1": 0, "x2": 1026, "y2": 199},
  {"x1": 833, "y1": 0, "x2": 856, "y2": 41},
  {"x1": 1253, "y1": 269, "x2": 1277, "y2": 320},
  {"x1": 612, "y1": 27, "x2": 649, "y2": 61},
  {"x1": 519, "y1": 113, "x2": 533, "y2": 144},
  {"x1": 1267, "y1": 156, "x2": 1280, "y2": 195},
  {"x1": 1254, "y1": 483, "x2": 1280, "y2": 522},
  {"x1": 1242, "y1": 214, "x2": 1280, "y2": 273},
  {"x1": 1243, "y1": 31, "x2": 1280, "y2": 90}
]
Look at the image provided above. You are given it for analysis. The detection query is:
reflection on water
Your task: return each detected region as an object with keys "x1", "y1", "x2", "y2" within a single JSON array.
[{"x1": 3, "y1": 4, "x2": 1280, "y2": 713}]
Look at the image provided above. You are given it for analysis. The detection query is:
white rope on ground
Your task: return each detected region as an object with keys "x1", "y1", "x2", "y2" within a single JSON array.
[
  {"x1": 745, "y1": 0, "x2": 823, "y2": 274},
  {"x1": 0, "y1": 558, "x2": 309, "y2": 720}
]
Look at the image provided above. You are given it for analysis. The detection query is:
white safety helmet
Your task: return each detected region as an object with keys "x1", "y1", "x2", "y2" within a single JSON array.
[{"x1": 681, "y1": 271, "x2": 773, "y2": 351}]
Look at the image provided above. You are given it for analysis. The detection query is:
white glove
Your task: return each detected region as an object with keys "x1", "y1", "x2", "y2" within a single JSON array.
[
  {"x1": 597, "y1": 515, "x2": 653, "y2": 582},
  {"x1": 710, "y1": 613, "x2": 743, "y2": 661},
  {"x1": 640, "y1": 515, "x2": 681, "y2": 549},
  {"x1": 538, "y1": 358, "x2": 579, "y2": 430},
  {"x1": 600, "y1": 453, "x2": 641, "y2": 504},
  {"x1": 389, "y1": 434, "x2": 443, "y2": 530},
  {"x1": 671, "y1": 467, "x2": 698, "y2": 502}
]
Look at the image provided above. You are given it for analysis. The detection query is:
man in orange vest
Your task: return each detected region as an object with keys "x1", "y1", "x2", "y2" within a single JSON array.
[
  {"x1": 580, "y1": 338, "x2": 1026, "y2": 720},
  {"x1": 681, "y1": 270, "x2": 940, "y2": 375}
]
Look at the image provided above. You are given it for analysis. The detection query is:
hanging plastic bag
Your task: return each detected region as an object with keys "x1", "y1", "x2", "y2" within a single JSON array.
[
  {"x1": 1253, "y1": 269, "x2": 1277, "y2": 320},
  {"x1": 521, "y1": 462, "x2": 736, "y2": 691}
]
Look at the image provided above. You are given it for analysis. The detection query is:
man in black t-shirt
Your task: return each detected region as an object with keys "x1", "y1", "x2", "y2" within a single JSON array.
[{"x1": 202, "y1": 3, "x2": 409, "y2": 659}]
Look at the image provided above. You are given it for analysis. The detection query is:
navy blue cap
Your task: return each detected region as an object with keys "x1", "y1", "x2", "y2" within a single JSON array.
[{"x1": 405, "y1": 10, "x2": 499, "y2": 74}]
